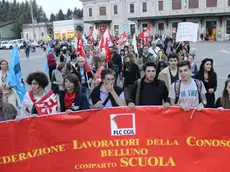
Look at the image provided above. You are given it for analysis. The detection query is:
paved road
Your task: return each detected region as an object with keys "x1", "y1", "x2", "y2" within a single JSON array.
[{"x1": 0, "y1": 42, "x2": 229, "y2": 100}]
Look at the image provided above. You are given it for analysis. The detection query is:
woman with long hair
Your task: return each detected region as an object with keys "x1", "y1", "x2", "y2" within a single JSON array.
[
  {"x1": 215, "y1": 78, "x2": 230, "y2": 109},
  {"x1": 0, "y1": 60, "x2": 20, "y2": 110},
  {"x1": 62, "y1": 74, "x2": 89, "y2": 113},
  {"x1": 51, "y1": 62, "x2": 66, "y2": 112},
  {"x1": 194, "y1": 58, "x2": 217, "y2": 108},
  {"x1": 123, "y1": 53, "x2": 140, "y2": 100}
]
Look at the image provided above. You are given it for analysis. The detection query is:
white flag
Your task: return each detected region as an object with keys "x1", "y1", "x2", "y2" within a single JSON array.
[{"x1": 132, "y1": 33, "x2": 138, "y2": 54}]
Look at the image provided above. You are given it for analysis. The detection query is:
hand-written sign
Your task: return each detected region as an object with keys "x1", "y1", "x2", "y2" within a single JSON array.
[
  {"x1": 176, "y1": 22, "x2": 199, "y2": 42},
  {"x1": 0, "y1": 107, "x2": 230, "y2": 172}
]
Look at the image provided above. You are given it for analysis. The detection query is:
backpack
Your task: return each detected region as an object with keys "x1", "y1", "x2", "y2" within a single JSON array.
[{"x1": 174, "y1": 79, "x2": 202, "y2": 104}]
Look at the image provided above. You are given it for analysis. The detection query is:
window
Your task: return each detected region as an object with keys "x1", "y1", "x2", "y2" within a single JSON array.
[
  {"x1": 189, "y1": 0, "x2": 199, "y2": 8},
  {"x1": 41, "y1": 32, "x2": 44, "y2": 37},
  {"x1": 114, "y1": 5, "x2": 118, "y2": 14},
  {"x1": 172, "y1": 0, "x2": 181, "y2": 10},
  {"x1": 228, "y1": 0, "x2": 230, "y2": 6},
  {"x1": 99, "y1": 7, "x2": 106, "y2": 16},
  {"x1": 206, "y1": 0, "x2": 217, "y2": 7},
  {"x1": 158, "y1": 1, "x2": 163, "y2": 11},
  {"x1": 130, "y1": 4, "x2": 135, "y2": 13},
  {"x1": 142, "y1": 2, "x2": 147, "y2": 12},
  {"x1": 142, "y1": 24, "x2": 148, "y2": 31},
  {"x1": 130, "y1": 24, "x2": 136, "y2": 35},
  {"x1": 89, "y1": 8, "x2": 92, "y2": 17},
  {"x1": 158, "y1": 23, "x2": 164, "y2": 30},
  {"x1": 226, "y1": 20, "x2": 230, "y2": 34}
]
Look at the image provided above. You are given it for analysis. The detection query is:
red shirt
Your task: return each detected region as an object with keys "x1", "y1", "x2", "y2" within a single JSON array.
[{"x1": 47, "y1": 54, "x2": 56, "y2": 67}]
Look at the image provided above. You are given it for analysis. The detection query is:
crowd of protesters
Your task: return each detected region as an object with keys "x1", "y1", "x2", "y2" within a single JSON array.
[{"x1": 0, "y1": 34, "x2": 230, "y2": 123}]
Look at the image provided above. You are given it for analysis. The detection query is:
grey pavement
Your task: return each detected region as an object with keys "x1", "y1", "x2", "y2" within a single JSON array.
[{"x1": 0, "y1": 42, "x2": 229, "y2": 101}]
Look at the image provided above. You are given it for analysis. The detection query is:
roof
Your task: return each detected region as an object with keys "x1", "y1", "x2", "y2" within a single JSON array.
[
  {"x1": 128, "y1": 12, "x2": 230, "y2": 21},
  {"x1": 0, "y1": 21, "x2": 16, "y2": 28}
]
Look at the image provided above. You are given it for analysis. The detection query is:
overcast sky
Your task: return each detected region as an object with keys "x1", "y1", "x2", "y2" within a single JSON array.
[{"x1": 10, "y1": 0, "x2": 83, "y2": 17}]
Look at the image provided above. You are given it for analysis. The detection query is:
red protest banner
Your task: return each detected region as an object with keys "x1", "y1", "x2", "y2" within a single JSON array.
[{"x1": 0, "y1": 107, "x2": 230, "y2": 172}]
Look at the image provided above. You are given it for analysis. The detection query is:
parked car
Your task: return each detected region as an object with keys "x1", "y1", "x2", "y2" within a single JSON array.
[
  {"x1": 5, "y1": 39, "x2": 24, "y2": 49},
  {"x1": 0, "y1": 41, "x2": 8, "y2": 49},
  {"x1": 5, "y1": 41, "x2": 16, "y2": 49}
]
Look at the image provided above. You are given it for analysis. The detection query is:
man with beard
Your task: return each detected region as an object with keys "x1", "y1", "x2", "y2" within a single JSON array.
[
  {"x1": 127, "y1": 62, "x2": 170, "y2": 110},
  {"x1": 158, "y1": 53, "x2": 180, "y2": 91},
  {"x1": 138, "y1": 45, "x2": 154, "y2": 71}
]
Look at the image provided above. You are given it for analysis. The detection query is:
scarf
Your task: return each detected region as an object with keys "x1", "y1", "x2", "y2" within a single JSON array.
[{"x1": 64, "y1": 91, "x2": 76, "y2": 109}]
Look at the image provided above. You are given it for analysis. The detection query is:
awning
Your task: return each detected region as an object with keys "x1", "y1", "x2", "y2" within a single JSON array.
[{"x1": 128, "y1": 12, "x2": 230, "y2": 21}]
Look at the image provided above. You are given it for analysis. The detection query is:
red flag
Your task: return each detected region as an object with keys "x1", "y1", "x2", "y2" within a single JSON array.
[
  {"x1": 105, "y1": 39, "x2": 111, "y2": 62},
  {"x1": 99, "y1": 26, "x2": 114, "y2": 48},
  {"x1": 117, "y1": 32, "x2": 128, "y2": 45},
  {"x1": 139, "y1": 24, "x2": 151, "y2": 44},
  {"x1": 88, "y1": 26, "x2": 94, "y2": 44},
  {"x1": 77, "y1": 34, "x2": 91, "y2": 73}
]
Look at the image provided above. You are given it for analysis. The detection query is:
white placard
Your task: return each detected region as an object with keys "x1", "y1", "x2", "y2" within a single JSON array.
[{"x1": 176, "y1": 22, "x2": 199, "y2": 42}]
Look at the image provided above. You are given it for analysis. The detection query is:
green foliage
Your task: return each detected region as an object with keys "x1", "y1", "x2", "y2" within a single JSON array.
[
  {"x1": 0, "y1": 0, "x2": 83, "y2": 37},
  {"x1": 0, "y1": 0, "x2": 48, "y2": 37}
]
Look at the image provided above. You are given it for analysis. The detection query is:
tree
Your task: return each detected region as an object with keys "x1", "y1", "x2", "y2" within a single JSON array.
[
  {"x1": 50, "y1": 13, "x2": 56, "y2": 22},
  {"x1": 57, "y1": 9, "x2": 65, "y2": 20},
  {"x1": 73, "y1": 7, "x2": 83, "y2": 19},
  {"x1": 66, "y1": 8, "x2": 72, "y2": 19}
]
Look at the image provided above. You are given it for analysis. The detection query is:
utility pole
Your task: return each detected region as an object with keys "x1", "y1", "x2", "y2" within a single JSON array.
[{"x1": 30, "y1": 0, "x2": 35, "y2": 40}]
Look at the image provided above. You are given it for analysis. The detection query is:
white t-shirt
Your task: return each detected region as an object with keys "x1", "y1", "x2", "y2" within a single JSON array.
[{"x1": 169, "y1": 79, "x2": 206, "y2": 107}]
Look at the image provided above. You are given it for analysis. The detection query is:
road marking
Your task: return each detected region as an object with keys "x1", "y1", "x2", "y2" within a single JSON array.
[{"x1": 220, "y1": 50, "x2": 230, "y2": 54}]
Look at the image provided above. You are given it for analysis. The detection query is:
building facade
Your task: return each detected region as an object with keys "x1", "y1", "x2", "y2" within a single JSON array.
[
  {"x1": 22, "y1": 22, "x2": 53, "y2": 41},
  {"x1": 81, "y1": 0, "x2": 230, "y2": 41},
  {"x1": 81, "y1": 0, "x2": 137, "y2": 37},
  {"x1": 53, "y1": 19, "x2": 83, "y2": 40}
]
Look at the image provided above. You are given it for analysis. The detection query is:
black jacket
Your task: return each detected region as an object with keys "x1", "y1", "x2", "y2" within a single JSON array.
[
  {"x1": 194, "y1": 72, "x2": 217, "y2": 108},
  {"x1": 110, "y1": 52, "x2": 122, "y2": 74},
  {"x1": 90, "y1": 83, "x2": 123, "y2": 107},
  {"x1": 123, "y1": 63, "x2": 140, "y2": 87},
  {"x1": 62, "y1": 91, "x2": 89, "y2": 112},
  {"x1": 127, "y1": 78, "x2": 169, "y2": 106}
]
